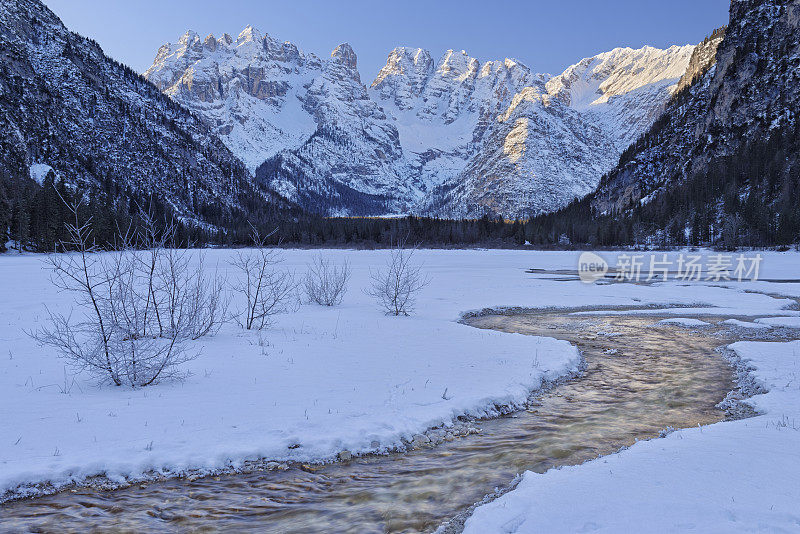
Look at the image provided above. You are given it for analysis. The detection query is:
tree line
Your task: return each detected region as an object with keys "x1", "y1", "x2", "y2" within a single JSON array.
[{"x1": 2, "y1": 119, "x2": 798, "y2": 253}]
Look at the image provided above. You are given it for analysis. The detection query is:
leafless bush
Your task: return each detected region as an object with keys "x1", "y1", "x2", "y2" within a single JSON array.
[
  {"x1": 120, "y1": 212, "x2": 228, "y2": 342},
  {"x1": 34, "y1": 203, "x2": 226, "y2": 387},
  {"x1": 156, "y1": 244, "x2": 228, "y2": 340},
  {"x1": 365, "y1": 242, "x2": 429, "y2": 316},
  {"x1": 303, "y1": 254, "x2": 351, "y2": 306},
  {"x1": 230, "y1": 230, "x2": 297, "y2": 330}
]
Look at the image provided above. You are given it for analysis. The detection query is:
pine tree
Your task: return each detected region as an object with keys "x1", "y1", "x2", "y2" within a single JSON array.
[
  {"x1": 0, "y1": 176, "x2": 10, "y2": 252},
  {"x1": 10, "y1": 174, "x2": 30, "y2": 253}
]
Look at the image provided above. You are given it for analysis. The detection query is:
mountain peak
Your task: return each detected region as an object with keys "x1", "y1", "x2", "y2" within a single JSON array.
[
  {"x1": 331, "y1": 43, "x2": 357, "y2": 70},
  {"x1": 237, "y1": 25, "x2": 263, "y2": 44},
  {"x1": 389, "y1": 47, "x2": 434, "y2": 65},
  {"x1": 437, "y1": 49, "x2": 479, "y2": 79},
  {"x1": 371, "y1": 47, "x2": 434, "y2": 87},
  {"x1": 547, "y1": 44, "x2": 695, "y2": 110},
  {"x1": 178, "y1": 29, "x2": 198, "y2": 46}
]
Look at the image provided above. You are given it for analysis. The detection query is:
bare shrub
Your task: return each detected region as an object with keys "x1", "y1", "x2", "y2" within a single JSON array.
[
  {"x1": 156, "y1": 245, "x2": 228, "y2": 341},
  {"x1": 230, "y1": 230, "x2": 297, "y2": 330},
  {"x1": 36, "y1": 206, "x2": 123, "y2": 385},
  {"x1": 120, "y1": 211, "x2": 228, "y2": 342},
  {"x1": 303, "y1": 254, "x2": 351, "y2": 306},
  {"x1": 365, "y1": 242, "x2": 429, "y2": 316},
  {"x1": 34, "y1": 203, "x2": 226, "y2": 387}
]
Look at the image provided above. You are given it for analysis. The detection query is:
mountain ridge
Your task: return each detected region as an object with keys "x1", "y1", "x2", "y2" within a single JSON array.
[
  {"x1": 0, "y1": 0, "x2": 291, "y2": 243},
  {"x1": 527, "y1": 0, "x2": 799, "y2": 247},
  {"x1": 144, "y1": 30, "x2": 698, "y2": 218}
]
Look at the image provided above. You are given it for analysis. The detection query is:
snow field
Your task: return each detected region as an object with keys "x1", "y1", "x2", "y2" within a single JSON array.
[{"x1": 1, "y1": 248, "x2": 798, "y2": 506}]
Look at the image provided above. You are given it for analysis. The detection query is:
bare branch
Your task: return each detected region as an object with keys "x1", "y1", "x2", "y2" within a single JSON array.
[
  {"x1": 230, "y1": 230, "x2": 297, "y2": 330},
  {"x1": 33, "y1": 200, "x2": 226, "y2": 387}
]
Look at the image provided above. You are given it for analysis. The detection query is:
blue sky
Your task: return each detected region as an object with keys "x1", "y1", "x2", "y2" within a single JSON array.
[{"x1": 43, "y1": 0, "x2": 731, "y2": 79}]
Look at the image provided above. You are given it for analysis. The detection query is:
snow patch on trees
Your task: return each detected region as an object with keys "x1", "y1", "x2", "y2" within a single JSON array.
[{"x1": 28, "y1": 163, "x2": 54, "y2": 185}]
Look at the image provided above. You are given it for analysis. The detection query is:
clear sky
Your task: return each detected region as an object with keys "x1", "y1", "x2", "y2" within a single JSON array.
[{"x1": 43, "y1": 0, "x2": 731, "y2": 80}]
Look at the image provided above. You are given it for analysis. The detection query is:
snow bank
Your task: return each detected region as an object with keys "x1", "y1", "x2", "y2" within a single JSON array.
[
  {"x1": 2, "y1": 249, "x2": 583, "y2": 500},
  {"x1": 723, "y1": 319, "x2": 772, "y2": 329},
  {"x1": 463, "y1": 339, "x2": 800, "y2": 533},
  {"x1": 755, "y1": 316, "x2": 800, "y2": 329}
]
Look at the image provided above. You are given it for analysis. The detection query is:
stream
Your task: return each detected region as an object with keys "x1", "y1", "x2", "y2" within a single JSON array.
[{"x1": 1, "y1": 310, "x2": 771, "y2": 533}]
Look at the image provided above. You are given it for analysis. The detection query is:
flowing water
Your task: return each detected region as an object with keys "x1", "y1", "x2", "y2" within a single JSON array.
[{"x1": 2, "y1": 311, "x2": 756, "y2": 533}]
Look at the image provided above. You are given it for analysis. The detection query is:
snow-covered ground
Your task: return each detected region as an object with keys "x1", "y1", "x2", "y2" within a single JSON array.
[
  {"x1": 755, "y1": 316, "x2": 800, "y2": 328},
  {"x1": 724, "y1": 318, "x2": 774, "y2": 330},
  {"x1": 1, "y1": 248, "x2": 799, "y2": 517}
]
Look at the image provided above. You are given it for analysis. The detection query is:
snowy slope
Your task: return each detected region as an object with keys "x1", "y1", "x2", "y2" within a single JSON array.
[
  {"x1": 0, "y1": 1, "x2": 286, "y2": 229},
  {"x1": 546, "y1": 45, "x2": 696, "y2": 150},
  {"x1": 145, "y1": 31, "x2": 697, "y2": 218}
]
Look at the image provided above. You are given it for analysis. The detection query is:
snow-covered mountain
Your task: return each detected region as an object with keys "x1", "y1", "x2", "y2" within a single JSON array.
[
  {"x1": 145, "y1": 30, "x2": 698, "y2": 218},
  {"x1": 0, "y1": 0, "x2": 289, "y2": 231},
  {"x1": 145, "y1": 28, "x2": 409, "y2": 216},
  {"x1": 546, "y1": 45, "x2": 695, "y2": 151},
  {"x1": 536, "y1": 0, "x2": 799, "y2": 248},
  {"x1": 592, "y1": 0, "x2": 799, "y2": 224},
  {"x1": 382, "y1": 51, "x2": 619, "y2": 218}
]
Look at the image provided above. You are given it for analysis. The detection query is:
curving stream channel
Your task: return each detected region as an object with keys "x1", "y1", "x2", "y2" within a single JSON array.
[{"x1": 2, "y1": 310, "x2": 770, "y2": 533}]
